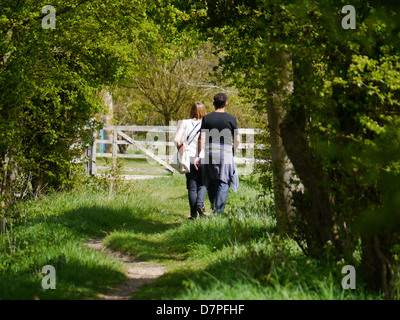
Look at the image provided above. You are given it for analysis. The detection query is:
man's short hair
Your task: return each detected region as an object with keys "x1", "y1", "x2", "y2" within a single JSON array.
[{"x1": 213, "y1": 93, "x2": 228, "y2": 109}]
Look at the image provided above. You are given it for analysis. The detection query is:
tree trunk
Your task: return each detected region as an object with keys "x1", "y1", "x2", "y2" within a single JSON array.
[
  {"x1": 280, "y1": 111, "x2": 343, "y2": 257},
  {"x1": 361, "y1": 234, "x2": 397, "y2": 298},
  {"x1": 267, "y1": 100, "x2": 296, "y2": 234},
  {"x1": 164, "y1": 113, "x2": 172, "y2": 156},
  {"x1": 100, "y1": 90, "x2": 114, "y2": 153},
  {"x1": 266, "y1": 52, "x2": 297, "y2": 234},
  {"x1": 280, "y1": 51, "x2": 343, "y2": 257},
  {"x1": 279, "y1": 53, "x2": 344, "y2": 258}
]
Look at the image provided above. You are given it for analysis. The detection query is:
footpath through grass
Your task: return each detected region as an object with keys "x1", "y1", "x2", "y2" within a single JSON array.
[{"x1": 0, "y1": 173, "x2": 381, "y2": 300}]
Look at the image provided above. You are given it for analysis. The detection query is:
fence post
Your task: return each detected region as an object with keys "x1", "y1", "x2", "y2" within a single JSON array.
[
  {"x1": 112, "y1": 126, "x2": 117, "y2": 168},
  {"x1": 91, "y1": 140, "x2": 97, "y2": 175},
  {"x1": 86, "y1": 135, "x2": 93, "y2": 175}
]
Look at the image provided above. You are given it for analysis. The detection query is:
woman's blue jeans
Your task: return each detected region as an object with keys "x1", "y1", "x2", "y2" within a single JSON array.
[{"x1": 185, "y1": 164, "x2": 207, "y2": 218}]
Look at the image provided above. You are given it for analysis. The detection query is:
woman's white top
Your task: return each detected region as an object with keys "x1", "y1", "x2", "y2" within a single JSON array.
[{"x1": 180, "y1": 119, "x2": 202, "y2": 159}]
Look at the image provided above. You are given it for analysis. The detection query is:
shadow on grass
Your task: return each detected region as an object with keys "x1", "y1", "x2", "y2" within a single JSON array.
[
  {"x1": 34, "y1": 204, "x2": 182, "y2": 239},
  {"x1": 0, "y1": 245, "x2": 126, "y2": 300},
  {"x1": 130, "y1": 251, "x2": 271, "y2": 300},
  {"x1": 130, "y1": 243, "x2": 375, "y2": 300},
  {"x1": 0, "y1": 203, "x2": 182, "y2": 300}
]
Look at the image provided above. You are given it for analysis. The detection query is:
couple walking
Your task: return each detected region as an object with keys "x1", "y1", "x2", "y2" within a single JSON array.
[{"x1": 174, "y1": 93, "x2": 240, "y2": 220}]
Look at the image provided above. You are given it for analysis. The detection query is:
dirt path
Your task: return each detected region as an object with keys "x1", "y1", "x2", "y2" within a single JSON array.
[{"x1": 85, "y1": 238, "x2": 165, "y2": 300}]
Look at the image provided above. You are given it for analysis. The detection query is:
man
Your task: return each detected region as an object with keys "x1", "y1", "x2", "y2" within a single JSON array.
[{"x1": 194, "y1": 93, "x2": 240, "y2": 214}]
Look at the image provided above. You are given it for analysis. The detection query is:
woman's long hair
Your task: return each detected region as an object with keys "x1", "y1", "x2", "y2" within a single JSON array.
[{"x1": 190, "y1": 102, "x2": 206, "y2": 120}]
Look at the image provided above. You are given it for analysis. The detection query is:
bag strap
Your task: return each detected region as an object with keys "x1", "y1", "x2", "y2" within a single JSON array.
[{"x1": 186, "y1": 121, "x2": 201, "y2": 145}]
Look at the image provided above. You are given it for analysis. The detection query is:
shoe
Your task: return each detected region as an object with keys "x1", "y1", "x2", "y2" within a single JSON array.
[
  {"x1": 196, "y1": 206, "x2": 206, "y2": 217},
  {"x1": 188, "y1": 216, "x2": 197, "y2": 220}
]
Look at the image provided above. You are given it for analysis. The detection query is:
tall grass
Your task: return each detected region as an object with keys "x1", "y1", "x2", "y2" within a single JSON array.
[{"x1": 0, "y1": 173, "x2": 382, "y2": 300}]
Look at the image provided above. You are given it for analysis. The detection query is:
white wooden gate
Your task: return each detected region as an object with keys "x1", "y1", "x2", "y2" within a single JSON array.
[{"x1": 87, "y1": 125, "x2": 261, "y2": 180}]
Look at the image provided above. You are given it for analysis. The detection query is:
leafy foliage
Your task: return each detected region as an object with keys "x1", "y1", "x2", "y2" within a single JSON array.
[{"x1": 0, "y1": 0, "x2": 173, "y2": 205}]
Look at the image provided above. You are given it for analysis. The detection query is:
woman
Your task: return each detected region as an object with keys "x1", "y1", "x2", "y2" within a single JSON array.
[{"x1": 174, "y1": 102, "x2": 207, "y2": 220}]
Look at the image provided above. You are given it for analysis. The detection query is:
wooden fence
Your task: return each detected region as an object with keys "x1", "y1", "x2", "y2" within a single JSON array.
[{"x1": 86, "y1": 125, "x2": 262, "y2": 180}]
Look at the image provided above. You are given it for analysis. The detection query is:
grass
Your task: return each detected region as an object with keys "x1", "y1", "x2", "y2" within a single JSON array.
[{"x1": 0, "y1": 171, "x2": 382, "y2": 300}]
